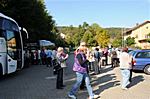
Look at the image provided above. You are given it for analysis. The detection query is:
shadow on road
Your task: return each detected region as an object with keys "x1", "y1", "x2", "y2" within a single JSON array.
[
  {"x1": 97, "y1": 80, "x2": 120, "y2": 93},
  {"x1": 0, "y1": 71, "x2": 20, "y2": 82},
  {"x1": 100, "y1": 66, "x2": 113, "y2": 74},
  {"x1": 128, "y1": 75, "x2": 144, "y2": 88},
  {"x1": 90, "y1": 67, "x2": 120, "y2": 95}
]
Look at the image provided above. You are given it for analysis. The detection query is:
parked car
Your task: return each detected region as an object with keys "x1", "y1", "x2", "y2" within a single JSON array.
[
  {"x1": 129, "y1": 50, "x2": 150, "y2": 75},
  {"x1": 128, "y1": 48, "x2": 139, "y2": 53}
]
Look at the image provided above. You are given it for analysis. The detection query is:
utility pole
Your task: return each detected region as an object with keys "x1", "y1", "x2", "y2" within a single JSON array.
[{"x1": 122, "y1": 28, "x2": 124, "y2": 47}]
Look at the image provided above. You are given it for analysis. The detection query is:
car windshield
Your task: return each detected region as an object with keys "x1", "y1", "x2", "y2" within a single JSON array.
[{"x1": 129, "y1": 51, "x2": 136, "y2": 56}]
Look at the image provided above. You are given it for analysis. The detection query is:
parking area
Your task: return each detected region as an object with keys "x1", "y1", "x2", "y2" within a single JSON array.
[{"x1": 0, "y1": 54, "x2": 150, "y2": 99}]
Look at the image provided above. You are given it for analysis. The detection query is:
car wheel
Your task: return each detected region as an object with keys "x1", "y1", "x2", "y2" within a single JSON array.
[{"x1": 144, "y1": 65, "x2": 150, "y2": 75}]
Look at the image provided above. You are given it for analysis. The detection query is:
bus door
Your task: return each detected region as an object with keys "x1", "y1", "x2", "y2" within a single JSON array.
[
  {"x1": 0, "y1": 37, "x2": 7, "y2": 75},
  {"x1": 5, "y1": 30, "x2": 17, "y2": 73}
]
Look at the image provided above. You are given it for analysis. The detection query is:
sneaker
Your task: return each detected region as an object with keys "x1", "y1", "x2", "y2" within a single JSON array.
[
  {"x1": 94, "y1": 95, "x2": 100, "y2": 98},
  {"x1": 89, "y1": 95, "x2": 100, "y2": 99},
  {"x1": 122, "y1": 87, "x2": 128, "y2": 90},
  {"x1": 68, "y1": 94, "x2": 77, "y2": 99}
]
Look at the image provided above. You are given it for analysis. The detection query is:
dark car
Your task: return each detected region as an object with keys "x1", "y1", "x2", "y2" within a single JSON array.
[{"x1": 129, "y1": 50, "x2": 150, "y2": 75}]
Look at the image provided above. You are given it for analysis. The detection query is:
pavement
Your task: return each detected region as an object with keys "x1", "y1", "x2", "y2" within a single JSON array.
[
  {"x1": 0, "y1": 53, "x2": 150, "y2": 99},
  {"x1": 92, "y1": 66, "x2": 150, "y2": 99}
]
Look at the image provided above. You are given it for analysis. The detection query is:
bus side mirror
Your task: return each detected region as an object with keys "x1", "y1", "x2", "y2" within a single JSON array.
[
  {"x1": 19, "y1": 27, "x2": 29, "y2": 49},
  {"x1": 19, "y1": 27, "x2": 29, "y2": 40}
]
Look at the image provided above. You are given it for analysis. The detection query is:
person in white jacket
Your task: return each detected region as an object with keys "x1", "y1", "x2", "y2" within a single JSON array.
[{"x1": 119, "y1": 47, "x2": 132, "y2": 90}]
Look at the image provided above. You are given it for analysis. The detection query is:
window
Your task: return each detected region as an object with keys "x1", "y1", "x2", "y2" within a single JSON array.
[
  {"x1": 129, "y1": 51, "x2": 136, "y2": 56},
  {"x1": 135, "y1": 52, "x2": 150, "y2": 58},
  {"x1": 3, "y1": 19, "x2": 19, "y2": 32},
  {"x1": 6, "y1": 30, "x2": 17, "y2": 59},
  {"x1": 135, "y1": 35, "x2": 138, "y2": 38}
]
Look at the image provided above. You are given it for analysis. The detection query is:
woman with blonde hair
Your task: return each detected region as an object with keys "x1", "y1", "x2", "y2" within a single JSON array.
[{"x1": 56, "y1": 47, "x2": 68, "y2": 89}]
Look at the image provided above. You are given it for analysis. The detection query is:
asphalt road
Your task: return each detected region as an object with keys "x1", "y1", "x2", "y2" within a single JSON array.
[{"x1": 0, "y1": 53, "x2": 150, "y2": 99}]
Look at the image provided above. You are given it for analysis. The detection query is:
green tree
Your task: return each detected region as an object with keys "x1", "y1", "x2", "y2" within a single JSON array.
[
  {"x1": 62, "y1": 23, "x2": 88, "y2": 47},
  {"x1": 81, "y1": 30, "x2": 97, "y2": 46},
  {"x1": 59, "y1": 26, "x2": 79, "y2": 47},
  {"x1": 55, "y1": 35, "x2": 66, "y2": 47},
  {"x1": 58, "y1": 22, "x2": 114, "y2": 48},
  {"x1": 112, "y1": 38, "x2": 122, "y2": 47},
  {"x1": 96, "y1": 29, "x2": 110, "y2": 48},
  {"x1": 125, "y1": 36, "x2": 135, "y2": 46},
  {"x1": 0, "y1": 0, "x2": 57, "y2": 42},
  {"x1": 82, "y1": 22, "x2": 89, "y2": 29},
  {"x1": 105, "y1": 28, "x2": 122, "y2": 39}
]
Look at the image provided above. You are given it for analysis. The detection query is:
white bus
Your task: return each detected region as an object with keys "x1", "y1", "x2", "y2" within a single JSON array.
[{"x1": 0, "y1": 13, "x2": 28, "y2": 76}]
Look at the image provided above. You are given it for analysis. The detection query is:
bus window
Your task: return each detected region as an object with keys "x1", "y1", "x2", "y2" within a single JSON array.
[
  {"x1": 6, "y1": 30, "x2": 17, "y2": 60},
  {"x1": 3, "y1": 19, "x2": 19, "y2": 32}
]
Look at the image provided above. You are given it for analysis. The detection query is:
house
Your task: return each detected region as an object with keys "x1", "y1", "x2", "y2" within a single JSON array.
[{"x1": 124, "y1": 21, "x2": 150, "y2": 49}]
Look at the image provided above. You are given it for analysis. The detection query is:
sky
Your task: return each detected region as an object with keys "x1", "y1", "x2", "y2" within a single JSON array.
[{"x1": 45, "y1": 0, "x2": 150, "y2": 28}]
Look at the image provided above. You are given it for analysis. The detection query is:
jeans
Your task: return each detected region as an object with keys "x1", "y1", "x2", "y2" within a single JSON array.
[
  {"x1": 120, "y1": 69, "x2": 130, "y2": 88},
  {"x1": 94, "y1": 59, "x2": 100, "y2": 74},
  {"x1": 89, "y1": 62, "x2": 94, "y2": 71},
  {"x1": 69, "y1": 72, "x2": 94, "y2": 97}
]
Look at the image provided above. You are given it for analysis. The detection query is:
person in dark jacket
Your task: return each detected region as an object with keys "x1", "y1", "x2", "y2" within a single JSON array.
[
  {"x1": 104, "y1": 47, "x2": 108, "y2": 65},
  {"x1": 94, "y1": 48, "x2": 101, "y2": 74},
  {"x1": 40, "y1": 48, "x2": 46, "y2": 65}
]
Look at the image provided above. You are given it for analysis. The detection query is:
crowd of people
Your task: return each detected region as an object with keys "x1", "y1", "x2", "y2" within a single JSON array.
[
  {"x1": 24, "y1": 42, "x2": 133, "y2": 99},
  {"x1": 24, "y1": 47, "x2": 57, "y2": 67},
  {"x1": 24, "y1": 47, "x2": 69, "y2": 90},
  {"x1": 68, "y1": 42, "x2": 133, "y2": 99}
]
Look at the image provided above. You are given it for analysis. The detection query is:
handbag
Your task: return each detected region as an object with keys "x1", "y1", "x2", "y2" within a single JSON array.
[{"x1": 53, "y1": 60, "x2": 62, "y2": 75}]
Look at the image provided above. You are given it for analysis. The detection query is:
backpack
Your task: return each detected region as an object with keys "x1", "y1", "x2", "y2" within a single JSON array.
[{"x1": 94, "y1": 51, "x2": 100, "y2": 59}]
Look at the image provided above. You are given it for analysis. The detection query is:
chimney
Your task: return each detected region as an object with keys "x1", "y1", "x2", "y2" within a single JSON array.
[{"x1": 136, "y1": 23, "x2": 139, "y2": 26}]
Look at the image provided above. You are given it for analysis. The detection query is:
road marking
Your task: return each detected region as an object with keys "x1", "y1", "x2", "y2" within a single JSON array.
[{"x1": 45, "y1": 76, "x2": 56, "y2": 80}]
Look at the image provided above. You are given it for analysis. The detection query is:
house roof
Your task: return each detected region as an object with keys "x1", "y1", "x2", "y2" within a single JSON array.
[{"x1": 124, "y1": 20, "x2": 150, "y2": 35}]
